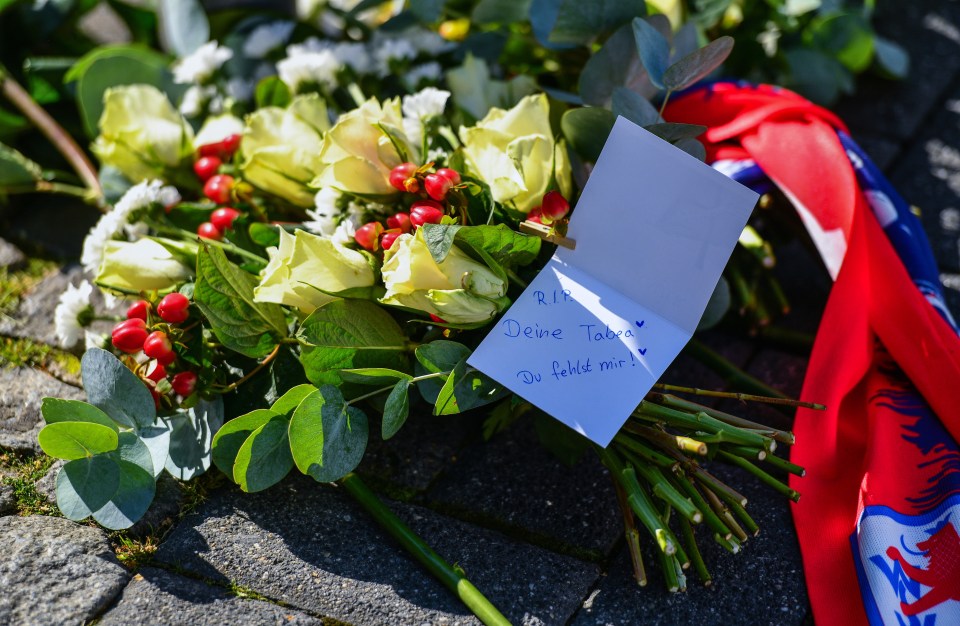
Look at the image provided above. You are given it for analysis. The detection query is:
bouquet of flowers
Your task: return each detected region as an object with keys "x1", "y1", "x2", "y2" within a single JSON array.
[{"x1": 4, "y1": 1, "x2": 821, "y2": 621}]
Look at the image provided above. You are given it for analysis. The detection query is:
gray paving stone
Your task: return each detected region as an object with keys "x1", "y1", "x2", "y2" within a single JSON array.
[
  {"x1": 0, "y1": 483, "x2": 14, "y2": 516},
  {"x1": 570, "y1": 463, "x2": 807, "y2": 626},
  {"x1": 0, "y1": 238, "x2": 25, "y2": 271},
  {"x1": 425, "y1": 418, "x2": 621, "y2": 559},
  {"x1": 98, "y1": 567, "x2": 325, "y2": 626},
  {"x1": 155, "y1": 477, "x2": 600, "y2": 626},
  {"x1": 0, "y1": 515, "x2": 130, "y2": 626},
  {"x1": 0, "y1": 368, "x2": 83, "y2": 454}
]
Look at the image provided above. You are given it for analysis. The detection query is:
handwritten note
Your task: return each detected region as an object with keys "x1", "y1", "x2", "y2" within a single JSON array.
[{"x1": 468, "y1": 117, "x2": 758, "y2": 447}]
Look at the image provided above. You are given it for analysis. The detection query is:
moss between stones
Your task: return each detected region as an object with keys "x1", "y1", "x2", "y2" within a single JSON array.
[
  {"x1": 0, "y1": 257, "x2": 56, "y2": 317},
  {"x1": 0, "y1": 451, "x2": 58, "y2": 516}
]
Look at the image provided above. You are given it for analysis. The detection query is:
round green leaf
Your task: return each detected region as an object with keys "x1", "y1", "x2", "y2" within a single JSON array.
[
  {"x1": 612, "y1": 87, "x2": 660, "y2": 126},
  {"x1": 55, "y1": 456, "x2": 121, "y2": 521},
  {"x1": 164, "y1": 398, "x2": 223, "y2": 480},
  {"x1": 873, "y1": 36, "x2": 909, "y2": 79},
  {"x1": 91, "y1": 459, "x2": 156, "y2": 530},
  {"x1": 39, "y1": 422, "x2": 119, "y2": 460},
  {"x1": 632, "y1": 17, "x2": 670, "y2": 89},
  {"x1": 233, "y1": 416, "x2": 294, "y2": 493},
  {"x1": 289, "y1": 386, "x2": 369, "y2": 483},
  {"x1": 137, "y1": 422, "x2": 172, "y2": 479},
  {"x1": 270, "y1": 384, "x2": 318, "y2": 418},
  {"x1": 40, "y1": 398, "x2": 118, "y2": 431},
  {"x1": 82, "y1": 347, "x2": 156, "y2": 429},
  {"x1": 561, "y1": 106, "x2": 616, "y2": 163},
  {"x1": 804, "y1": 13, "x2": 874, "y2": 73},
  {"x1": 662, "y1": 36, "x2": 734, "y2": 92},
  {"x1": 115, "y1": 431, "x2": 156, "y2": 476},
  {"x1": 382, "y1": 380, "x2": 411, "y2": 440},
  {"x1": 697, "y1": 276, "x2": 731, "y2": 331},
  {"x1": 212, "y1": 409, "x2": 278, "y2": 477},
  {"x1": 414, "y1": 340, "x2": 471, "y2": 403}
]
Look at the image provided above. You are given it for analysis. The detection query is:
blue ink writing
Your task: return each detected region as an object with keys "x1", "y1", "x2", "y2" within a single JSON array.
[
  {"x1": 534, "y1": 289, "x2": 573, "y2": 305},
  {"x1": 580, "y1": 324, "x2": 635, "y2": 342},
  {"x1": 636, "y1": 320, "x2": 645, "y2": 329},
  {"x1": 551, "y1": 359, "x2": 592, "y2": 380},
  {"x1": 517, "y1": 370, "x2": 541, "y2": 384},
  {"x1": 502, "y1": 318, "x2": 563, "y2": 340}
]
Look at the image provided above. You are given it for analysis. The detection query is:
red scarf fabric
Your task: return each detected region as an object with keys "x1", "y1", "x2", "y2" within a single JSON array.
[{"x1": 666, "y1": 83, "x2": 960, "y2": 625}]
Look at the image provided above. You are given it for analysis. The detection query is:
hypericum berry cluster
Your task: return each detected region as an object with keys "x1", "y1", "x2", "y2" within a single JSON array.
[
  {"x1": 193, "y1": 135, "x2": 244, "y2": 241},
  {"x1": 354, "y1": 163, "x2": 462, "y2": 252},
  {"x1": 111, "y1": 293, "x2": 198, "y2": 407},
  {"x1": 526, "y1": 190, "x2": 570, "y2": 225}
]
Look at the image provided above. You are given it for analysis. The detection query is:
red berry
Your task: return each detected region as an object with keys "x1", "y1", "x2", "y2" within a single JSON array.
[
  {"x1": 429, "y1": 314, "x2": 446, "y2": 324},
  {"x1": 193, "y1": 156, "x2": 222, "y2": 182},
  {"x1": 354, "y1": 222, "x2": 384, "y2": 251},
  {"x1": 143, "y1": 331, "x2": 176, "y2": 365},
  {"x1": 424, "y1": 173, "x2": 453, "y2": 201},
  {"x1": 171, "y1": 371, "x2": 198, "y2": 397},
  {"x1": 157, "y1": 293, "x2": 190, "y2": 324},
  {"x1": 220, "y1": 134, "x2": 241, "y2": 158},
  {"x1": 381, "y1": 231, "x2": 401, "y2": 250},
  {"x1": 203, "y1": 174, "x2": 234, "y2": 204},
  {"x1": 409, "y1": 201, "x2": 444, "y2": 228},
  {"x1": 541, "y1": 191, "x2": 570, "y2": 220},
  {"x1": 386, "y1": 212, "x2": 412, "y2": 233},
  {"x1": 527, "y1": 206, "x2": 543, "y2": 224},
  {"x1": 112, "y1": 319, "x2": 148, "y2": 354},
  {"x1": 389, "y1": 162, "x2": 418, "y2": 192},
  {"x1": 149, "y1": 386, "x2": 161, "y2": 409},
  {"x1": 436, "y1": 168, "x2": 461, "y2": 185},
  {"x1": 210, "y1": 207, "x2": 241, "y2": 232},
  {"x1": 126, "y1": 300, "x2": 150, "y2": 321},
  {"x1": 145, "y1": 360, "x2": 167, "y2": 382},
  {"x1": 197, "y1": 222, "x2": 223, "y2": 241}
]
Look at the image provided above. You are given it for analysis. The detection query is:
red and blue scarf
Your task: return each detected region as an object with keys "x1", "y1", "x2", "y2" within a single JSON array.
[{"x1": 666, "y1": 82, "x2": 960, "y2": 625}]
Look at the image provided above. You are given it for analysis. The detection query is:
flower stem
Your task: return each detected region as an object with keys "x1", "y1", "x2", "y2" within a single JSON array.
[
  {"x1": 218, "y1": 344, "x2": 281, "y2": 393},
  {"x1": 339, "y1": 473, "x2": 512, "y2": 626},
  {"x1": 0, "y1": 68, "x2": 103, "y2": 202},
  {"x1": 684, "y1": 338, "x2": 792, "y2": 406},
  {"x1": 651, "y1": 385, "x2": 824, "y2": 410},
  {"x1": 346, "y1": 371, "x2": 448, "y2": 405}
]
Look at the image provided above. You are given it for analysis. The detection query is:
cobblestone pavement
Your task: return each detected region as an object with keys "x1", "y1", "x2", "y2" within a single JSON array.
[{"x1": 3, "y1": 3, "x2": 960, "y2": 625}]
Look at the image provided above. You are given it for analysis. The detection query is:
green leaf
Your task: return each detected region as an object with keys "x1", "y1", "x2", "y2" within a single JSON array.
[
  {"x1": 561, "y1": 107, "x2": 616, "y2": 162},
  {"x1": 340, "y1": 368, "x2": 413, "y2": 386},
  {"x1": 56, "y1": 456, "x2": 120, "y2": 521},
  {"x1": 529, "y1": 0, "x2": 577, "y2": 51},
  {"x1": 164, "y1": 398, "x2": 223, "y2": 480},
  {"x1": 611, "y1": 87, "x2": 660, "y2": 126},
  {"x1": 255, "y1": 76, "x2": 292, "y2": 109},
  {"x1": 632, "y1": 17, "x2": 670, "y2": 89},
  {"x1": 212, "y1": 409, "x2": 278, "y2": 477},
  {"x1": 579, "y1": 24, "x2": 646, "y2": 106},
  {"x1": 420, "y1": 223, "x2": 541, "y2": 268},
  {"x1": 156, "y1": 0, "x2": 209, "y2": 57},
  {"x1": 68, "y1": 45, "x2": 178, "y2": 138},
  {"x1": 785, "y1": 48, "x2": 853, "y2": 105},
  {"x1": 472, "y1": 0, "x2": 532, "y2": 24},
  {"x1": 644, "y1": 123, "x2": 707, "y2": 143},
  {"x1": 297, "y1": 299, "x2": 408, "y2": 386},
  {"x1": 804, "y1": 12, "x2": 874, "y2": 73},
  {"x1": 194, "y1": 245, "x2": 288, "y2": 359},
  {"x1": 233, "y1": 416, "x2": 294, "y2": 492},
  {"x1": 39, "y1": 422, "x2": 119, "y2": 460},
  {"x1": 41, "y1": 398, "x2": 118, "y2": 431},
  {"x1": 434, "y1": 359, "x2": 509, "y2": 415},
  {"x1": 551, "y1": 0, "x2": 646, "y2": 45},
  {"x1": 662, "y1": 36, "x2": 734, "y2": 92},
  {"x1": 873, "y1": 36, "x2": 909, "y2": 79},
  {"x1": 409, "y1": 0, "x2": 444, "y2": 21},
  {"x1": 382, "y1": 380, "x2": 411, "y2": 440},
  {"x1": 91, "y1": 459, "x2": 156, "y2": 530},
  {"x1": 674, "y1": 137, "x2": 707, "y2": 161},
  {"x1": 249, "y1": 222, "x2": 282, "y2": 248},
  {"x1": 82, "y1": 347, "x2": 156, "y2": 429},
  {"x1": 414, "y1": 340, "x2": 471, "y2": 403},
  {"x1": 697, "y1": 276, "x2": 730, "y2": 331},
  {"x1": 137, "y1": 423, "x2": 172, "y2": 479},
  {"x1": 289, "y1": 385, "x2": 369, "y2": 483},
  {"x1": 115, "y1": 431, "x2": 155, "y2": 476},
  {"x1": 270, "y1": 384, "x2": 317, "y2": 418},
  {"x1": 0, "y1": 143, "x2": 43, "y2": 186}
]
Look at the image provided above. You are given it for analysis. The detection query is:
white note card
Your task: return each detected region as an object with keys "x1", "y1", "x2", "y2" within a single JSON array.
[{"x1": 467, "y1": 117, "x2": 759, "y2": 447}]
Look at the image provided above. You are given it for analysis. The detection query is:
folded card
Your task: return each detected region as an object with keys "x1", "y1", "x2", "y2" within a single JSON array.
[{"x1": 468, "y1": 116, "x2": 759, "y2": 447}]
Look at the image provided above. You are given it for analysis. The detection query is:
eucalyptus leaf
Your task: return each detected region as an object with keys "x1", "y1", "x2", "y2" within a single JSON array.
[
  {"x1": 611, "y1": 87, "x2": 661, "y2": 126},
  {"x1": 288, "y1": 385, "x2": 369, "y2": 483},
  {"x1": 644, "y1": 123, "x2": 707, "y2": 143},
  {"x1": 115, "y1": 431, "x2": 155, "y2": 476},
  {"x1": 550, "y1": 0, "x2": 646, "y2": 45},
  {"x1": 194, "y1": 245, "x2": 288, "y2": 359},
  {"x1": 472, "y1": 0, "x2": 532, "y2": 24},
  {"x1": 56, "y1": 456, "x2": 120, "y2": 521},
  {"x1": 91, "y1": 459, "x2": 156, "y2": 530},
  {"x1": 164, "y1": 398, "x2": 224, "y2": 480},
  {"x1": 697, "y1": 276, "x2": 731, "y2": 330},
  {"x1": 233, "y1": 416, "x2": 294, "y2": 493},
  {"x1": 528, "y1": 0, "x2": 577, "y2": 50},
  {"x1": 82, "y1": 347, "x2": 156, "y2": 429},
  {"x1": 41, "y1": 398, "x2": 118, "y2": 431},
  {"x1": 382, "y1": 380, "x2": 411, "y2": 439},
  {"x1": 212, "y1": 409, "x2": 278, "y2": 476},
  {"x1": 632, "y1": 17, "x2": 670, "y2": 89},
  {"x1": 38, "y1": 422, "x2": 119, "y2": 460},
  {"x1": 297, "y1": 299, "x2": 408, "y2": 386},
  {"x1": 137, "y1": 423, "x2": 172, "y2": 479},
  {"x1": 409, "y1": 0, "x2": 444, "y2": 21},
  {"x1": 873, "y1": 36, "x2": 909, "y2": 79},
  {"x1": 662, "y1": 36, "x2": 734, "y2": 92},
  {"x1": 156, "y1": 0, "x2": 209, "y2": 57},
  {"x1": 561, "y1": 107, "x2": 616, "y2": 162},
  {"x1": 674, "y1": 137, "x2": 707, "y2": 161},
  {"x1": 579, "y1": 24, "x2": 650, "y2": 106}
]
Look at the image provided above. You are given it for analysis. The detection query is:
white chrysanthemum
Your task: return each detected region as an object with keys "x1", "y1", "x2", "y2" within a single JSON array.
[
  {"x1": 373, "y1": 37, "x2": 417, "y2": 76},
  {"x1": 287, "y1": 37, "x2": 331, "y2": 56},
  {"x1": 278, "y1": 49, "x2": 340, "y2": 91},
  {"x1": 243, "y1": 21, "x2": 295, "y2": 58},
  {"x1": 426, "y1": 147, "x2": 449, "y2": 165},
  {"x1": 402, "y1": 87, "x2": 450, "y2": 120},
  {"x1": 404, "y1": 62, "x2": 442, "y2": 89},
  {"x1": 84, "y1": 330, "x2": 106, "y2": 352},
  {"x1": 80, "y1": 180, "x2": 180, "y2": 275},
  {"x1": 332, "y1": 42, "x2": 373, "y2": 74},
  {"x1": 54, "y1": 281, "x2": 93, "y2": 348},
  {"x1": 303, "y1": 188, "x2": 343, "y2": 237},
  {"x1": 330, "y1": 202, "x2": 365, "y2": 246},
  {"x1": 173, "y1": 41, "x2": 234, "y2": 84},
  {"x1": 179, "y1": 84, "x2": 217, "y2": 117},
  {"x1": 226, "y1": 77, "x2": 255, "y2": 102}
]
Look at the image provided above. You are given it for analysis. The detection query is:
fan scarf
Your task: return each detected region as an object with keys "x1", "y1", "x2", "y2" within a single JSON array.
[{"x1": 666, "y1": 82, "x2": 960, "y2": 625}]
